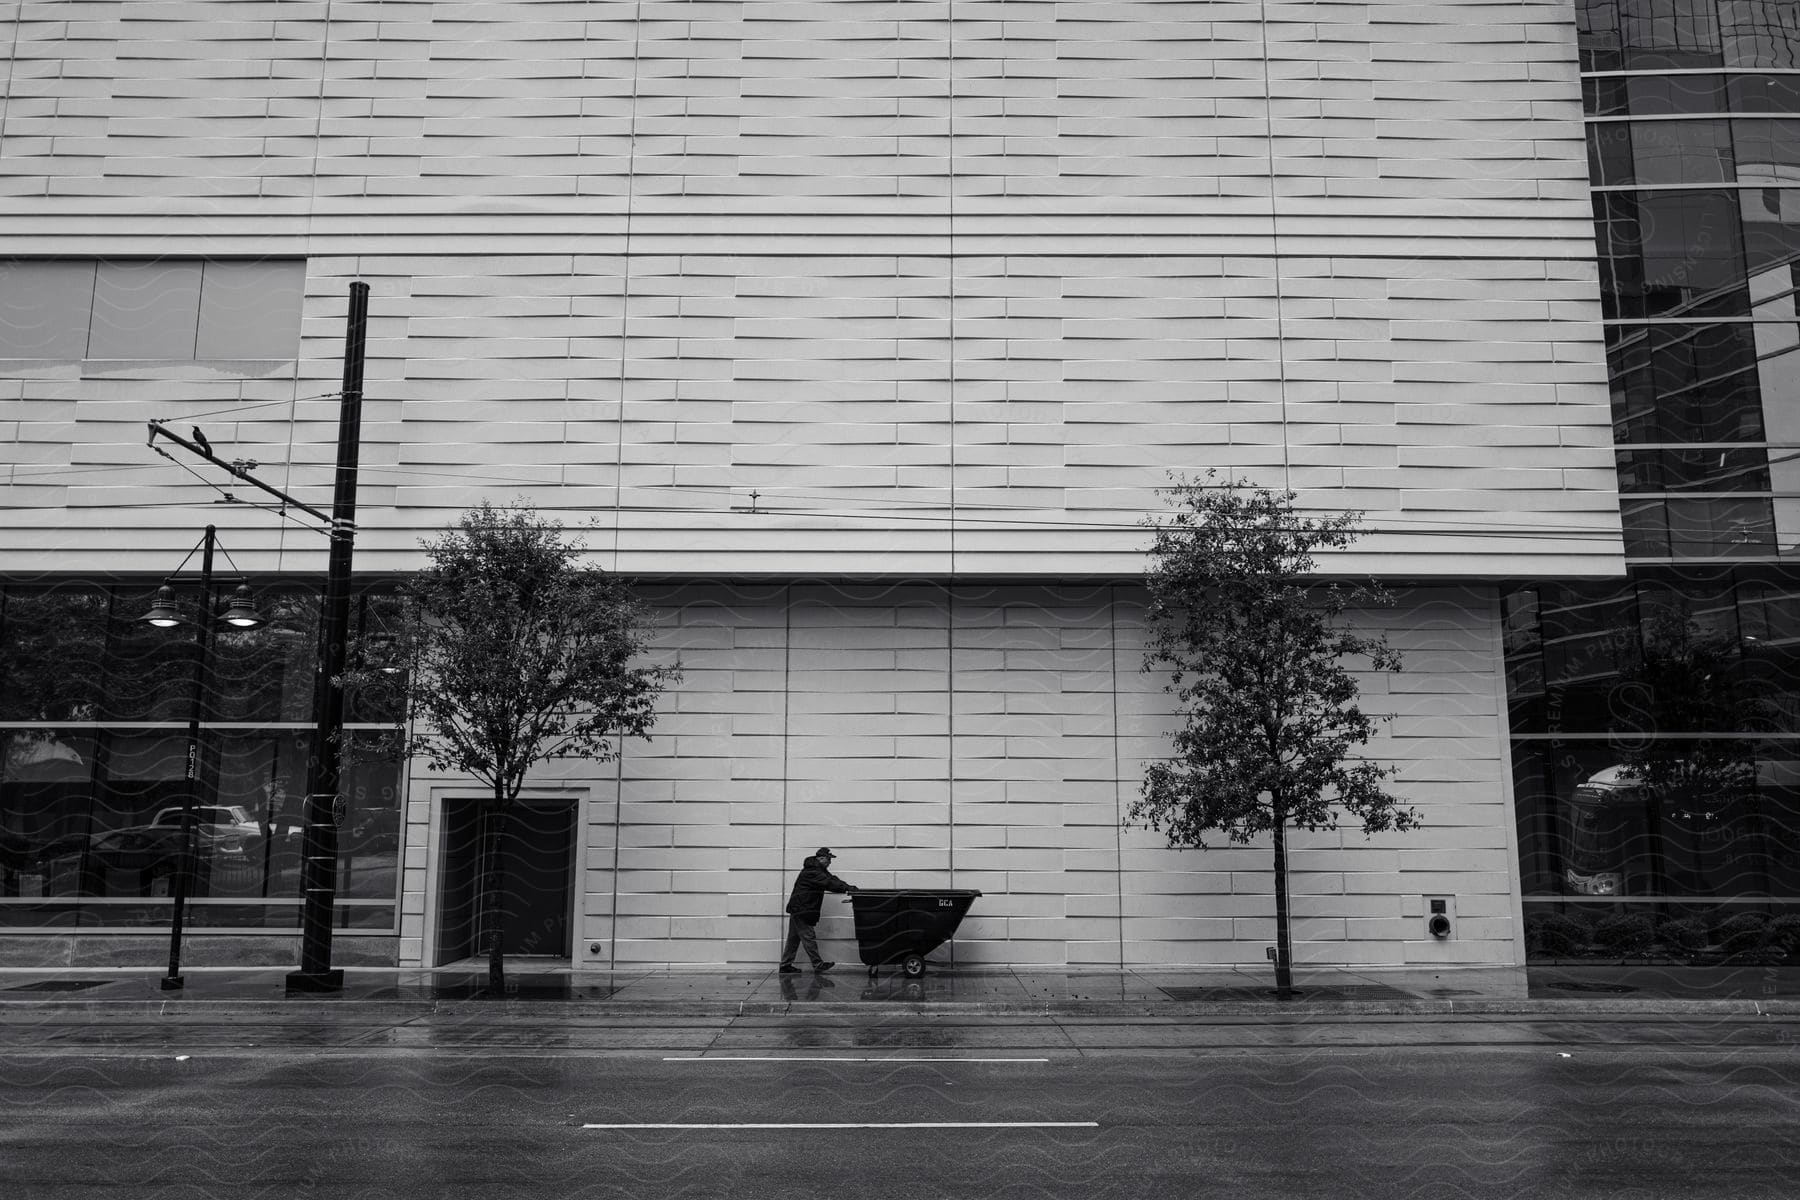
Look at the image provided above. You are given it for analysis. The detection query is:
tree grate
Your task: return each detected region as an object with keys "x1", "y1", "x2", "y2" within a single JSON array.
[{"x1": 6, "y1": 980, "x2": 111, "y2": 993}]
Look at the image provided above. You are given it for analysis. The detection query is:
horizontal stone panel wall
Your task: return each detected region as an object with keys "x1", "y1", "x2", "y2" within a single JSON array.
[
  {"x1": 0, "y1": 1, "x2": 1621, "y2": 578},
  {"x1": 398, "y1": 580, "x2": 1523, "y2": 969}
]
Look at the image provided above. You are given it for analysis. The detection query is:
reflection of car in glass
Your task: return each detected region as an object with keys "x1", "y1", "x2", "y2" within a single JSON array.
[
  {"x1": 151, "y1": 805, "x2": 261, "y2": 842},
  {"x1": 1562, "y1": 764, "x2": 1734, "y2": 897},
  {"x1": 86, "y1": 826, "x2": 192, "y2": 874}
]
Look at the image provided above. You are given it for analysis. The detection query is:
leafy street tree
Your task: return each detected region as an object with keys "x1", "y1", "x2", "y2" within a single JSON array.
[
  {"x1": 346, "y1": 501, "x2": 679, "y2": 989},
  {"x1": 1132, "y1": 475, "x2": 1418, "y2": 996}
]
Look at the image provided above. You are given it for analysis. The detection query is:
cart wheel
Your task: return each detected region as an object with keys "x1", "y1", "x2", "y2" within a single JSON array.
[{"x1": 902, "y1": 953, "x2": 926, "y2": 978}]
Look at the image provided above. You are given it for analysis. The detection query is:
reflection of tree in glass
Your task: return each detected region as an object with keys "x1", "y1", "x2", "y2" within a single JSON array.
[
  {"x1": 0, "y1": 589, "x2": 109, "y2": 772},
  {"x1": 1610, "y1": 602, "x2": 1774, "y2": 896},
  {"x1": 1612, "y1": 602, "x2": 1767, "y2": 802}
]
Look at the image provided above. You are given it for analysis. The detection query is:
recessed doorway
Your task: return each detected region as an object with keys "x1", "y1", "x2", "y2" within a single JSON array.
[{"x1": 435, "y1": 794, "x2": 576, "y2": 966}]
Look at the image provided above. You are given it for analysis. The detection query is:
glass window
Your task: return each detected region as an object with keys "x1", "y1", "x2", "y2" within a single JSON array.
[
  {"x1": 1621, "y1": 0, "x2": 1725, "y2": 71},
  {"x1": 1631, "y1": 117, "x2": 1735, "y2": 182},
  {"x1": 1513, "y1": 738, "x2": 1800, "y2": 901},
  {"x1": 1585, "y1": 75, "x2": 1632, "y2": 117},
  {"x1": 87, "y1": 260, "x2": 203, "y2": 359},
  {"x1": 0, "y1": 261, "x2": 95, "y2": 359},
  {"x1": 1726, "y1": 73, "x2": 1800, "y2": 113},
  {"x1": 1588, "y1": 122, "x2": 1637, "y2": 186},
  {"x1": 1740, "y1": 186, "x2": 1800, "y2": 276},
  {"x1": 1615, "y1": 445, "x2": 1772, "y2": 491},
  {"x1": 0, "y1": 582, "x2": 405, "y2": 930},
  {"x1": 1626, "y1": 72, "x2": 1728, "y2": 114},
  {"x1": 1594, "y1": 191, "x2": 1752, "y2": 319},
  {"x1": 0, "y1": 588, "x2": 111, "y2": 723},
  {"x1": 1607, "y1": 323, "x2": 1767, "y2": 444},
  {"x1": 1623, "y1": 495, "x2": 1777, "y2": 556},
  {"x1": 1722, "y1": 0, "x2": 1800, "y2": 69},
  {"x1": 1507, "y1": 572, "x2": 1800, "y2": 734},
  {"x1": 195, "y1": 260, "x2": 306, "y2": 360},
  {"x1": 1731, "y1": 118, "x2": 1800, "y2": 182}
]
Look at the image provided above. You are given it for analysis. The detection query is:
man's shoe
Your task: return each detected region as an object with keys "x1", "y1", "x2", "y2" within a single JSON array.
[
  {"x1": 778, "y1": 964, "x2": 801, "y2": 974},
  {"x1": 814, "y1": 961, "x2": 834, "y2": 973}
]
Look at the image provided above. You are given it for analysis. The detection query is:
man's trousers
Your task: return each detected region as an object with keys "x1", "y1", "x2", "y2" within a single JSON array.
[{"x1": 779, "y1": 913, "x2": 823, "y2": 967}]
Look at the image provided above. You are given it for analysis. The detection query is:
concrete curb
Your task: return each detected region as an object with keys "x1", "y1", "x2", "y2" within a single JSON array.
[{"x1": 4, "y1": 997, "x2": 1799, "y2": 1021}]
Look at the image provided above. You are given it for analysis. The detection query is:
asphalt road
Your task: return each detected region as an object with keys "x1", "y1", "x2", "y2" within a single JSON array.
[{"x1": 2, "y1": 1015, "x2": 1796, "y2": 1199}]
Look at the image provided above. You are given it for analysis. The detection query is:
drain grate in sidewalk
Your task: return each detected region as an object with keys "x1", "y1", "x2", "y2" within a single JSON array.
[
  {"x1": 1544, "y1": 981, "x2": 1637, "y2": 994},
  {"x1": 6, "y1": 980, "x2": 111, "y2": 994},
  {"x1": 1160, "y1": 983, "x2": 1414, "y2": 1002}
]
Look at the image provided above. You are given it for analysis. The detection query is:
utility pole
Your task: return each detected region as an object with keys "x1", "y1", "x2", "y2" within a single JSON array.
[
  {"x1": 146, "y1": 281, "x2": 371, "y2": 994},
  {"x1": 287, "y1": 280, "x2": 370, "y2": 993}
]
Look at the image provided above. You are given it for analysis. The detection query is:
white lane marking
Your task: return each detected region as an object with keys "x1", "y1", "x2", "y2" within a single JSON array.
[
  {"x1": 661, "y1": 1056, "x2": 1050, "y2": 1063},
  {"x1": 584, "y1": 1121, "x2": 1097, "y2": 1130}
]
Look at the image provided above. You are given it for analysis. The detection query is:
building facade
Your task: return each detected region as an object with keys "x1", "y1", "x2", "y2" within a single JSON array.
[{"x1": 0, "y1": 1, "x2": 1641, "y2": 971}]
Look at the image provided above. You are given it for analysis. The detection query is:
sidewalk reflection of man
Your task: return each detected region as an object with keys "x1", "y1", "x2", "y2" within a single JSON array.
[{"x1": 779, "y1": 847, "x2": 857, "y2": 973}]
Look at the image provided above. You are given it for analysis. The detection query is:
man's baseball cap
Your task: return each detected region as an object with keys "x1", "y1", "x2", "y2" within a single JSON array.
[{"x1": 815, "y1": 847, "x2": 835, "y2": 860}]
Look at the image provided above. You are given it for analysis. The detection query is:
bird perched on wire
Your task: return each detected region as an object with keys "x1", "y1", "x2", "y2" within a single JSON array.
[{"x1": 191, "y1": 426, "x2": 212, "y2": 456}]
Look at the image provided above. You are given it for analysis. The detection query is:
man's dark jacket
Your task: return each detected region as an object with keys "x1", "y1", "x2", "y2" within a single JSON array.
[{"x1": 785, "y1": 856, "x2": 853, "y2": 922}]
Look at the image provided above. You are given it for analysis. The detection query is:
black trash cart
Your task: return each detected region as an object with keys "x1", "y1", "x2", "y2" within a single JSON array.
[{"x1": 847, "y1": 888, "x2": 982, "y2": 978}]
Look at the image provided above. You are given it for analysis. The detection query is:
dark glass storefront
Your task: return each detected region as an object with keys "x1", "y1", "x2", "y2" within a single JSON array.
[
  {"x1": 1515, "y1": 1, "x2": 1800, "y2": 961},
  {"x1": 1505, "y1": 572, "x2": 1800, "y2": 912},
  {"x1": 0, "y1": 582, "x2": 404, "y2": 932}
]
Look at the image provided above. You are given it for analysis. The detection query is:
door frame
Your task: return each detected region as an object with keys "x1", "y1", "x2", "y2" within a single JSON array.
[{"x1": 422, "y1": 783, "x2": 586, "y2": 967}]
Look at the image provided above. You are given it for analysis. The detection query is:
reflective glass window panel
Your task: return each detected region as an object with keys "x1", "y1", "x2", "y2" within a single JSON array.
[
  {"x1": 0, "y1": 587, "x2": 111, "y2": 723},
  {"x1": 1735, "y1": 576, "x2": 1800, "y2": 706},
  {"x1": 1740, "y1": 187, "x2": 1800, "y2": 279},
  {"x1": 195, "y1": 260, "x2": 304, "y2": 360},
  {"x1": 1721, "y1": 0, "x2": 1800, "y2": 68},
  {"x1": 1578, "y1": 0, "x2": 1626, "y2": 71},
  {"x1": 86, "y1": 260, "x2": 203, "y2": 360},
  {"x1": 1589, "y1": 123, "x2": 1637, "y2": 186},
  {"x1": 1593, "y1": 190, "x2": 1751, "y2": 319},
  {"x1": 1614, "y1": 445, "x2": 1772, "y2": 491},
  {"x1": 1726, "y1": 72, "x2": 1800, "y2": 112},
  {"x1": 0, "y1": 261, "x2": 95, "y2": 359},
  {"x1": 1731, "y1": 118, "x2": 1800, "y2": 182},
  {"x1": 1585, "y1": 75, "x2": 1632, "y2": 117},
  {"x1": 1513, "y1": 738, "x2": 1797, "y2": 901},
  {"x1": 1607, "y1": 323, "x2": 1767, "y2": 444},
  {"x1": 2, "y1": 728, "x2": 402, "y2": 929},
  {"x1": 1626, "y1": 495, "x2": 1778, "y2": 555},
  {"x1": 1594, "y1": 192, "x2": 1648, "y2": 319},
  {"x1": 345, "y1": 591, "x2": 411, "y2": 725},
  {"x1": 207, "y1": 587, "x2": 319, "y2": 723},
  {"x1": 1622, "y1": 0, "x2": 1726, "y2": 71},
  {"x1": 1630, "y1": 117, "x2": 1735, "y2": 182},
  {"x1": 0, "y1": 729, "x2": 98, "y2": 921},
  {"x1": 96, "y1": 585, "x2": 203, "y2": 723},
  {"x1": 1643, "y1": 189, "x2": 1749, "y2": 314},
  {"x1": 1626, "y1": 72, "x2": 1728, "y2": 114}
]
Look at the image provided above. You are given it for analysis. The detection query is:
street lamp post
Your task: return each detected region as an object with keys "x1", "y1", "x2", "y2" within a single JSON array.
[{"x1": 141, "y1": 524, "x2": 262, "y2": 991}]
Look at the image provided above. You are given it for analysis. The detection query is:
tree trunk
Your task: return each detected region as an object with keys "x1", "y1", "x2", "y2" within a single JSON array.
[
  {"x1": 1272, "y1": 799, "x2": 1295, "y2": 997},
  {"x1": 481, "y1": 787, "x2": 511, "y2": 993}
]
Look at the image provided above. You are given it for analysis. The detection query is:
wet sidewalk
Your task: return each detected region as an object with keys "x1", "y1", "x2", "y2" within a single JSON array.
[{"x1": 2, "y1": 961, "x2": 1798, "y2": 1019}]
